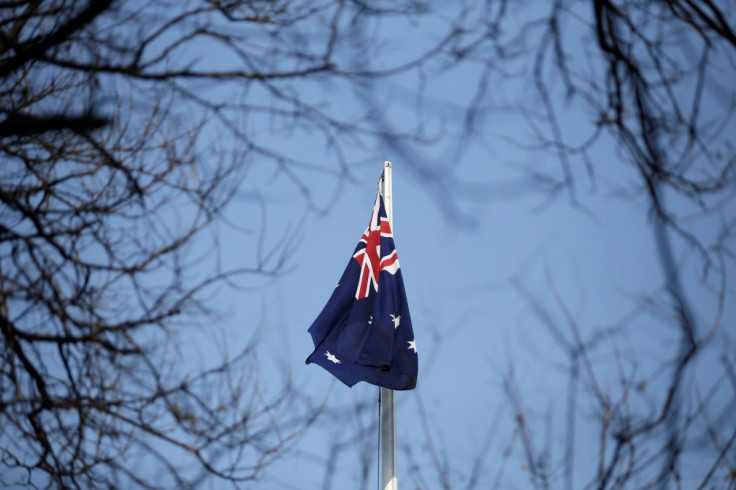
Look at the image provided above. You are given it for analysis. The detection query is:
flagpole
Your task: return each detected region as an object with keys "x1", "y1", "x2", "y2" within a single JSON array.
[{"x1": 381, "y1": 160, "x2": 398, "y2": 490}]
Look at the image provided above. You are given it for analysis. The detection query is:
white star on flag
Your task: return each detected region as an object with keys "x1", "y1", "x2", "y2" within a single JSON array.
[
  {"x1": 325, "y1": 351, "x2": 341, "y2": 364},
  {"x1": 390, "y1": 314, "x2": 401, "y2": 329},
  {"x1": 408, "y1": 340, "x2": 417, "y2": 353}
]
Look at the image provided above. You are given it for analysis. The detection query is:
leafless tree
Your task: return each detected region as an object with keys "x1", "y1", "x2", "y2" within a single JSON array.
[
  {"x1": 0, "y1": 1, "x2": 453, "y2": 487},
  {"x1": 398, "y1": 1, "x2": 736, "y2": 489}
]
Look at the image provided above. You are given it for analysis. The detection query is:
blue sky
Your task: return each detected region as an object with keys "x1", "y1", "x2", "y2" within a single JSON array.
[{"x1": 2, "y1": 2, "x2": 734, "y2": 489}]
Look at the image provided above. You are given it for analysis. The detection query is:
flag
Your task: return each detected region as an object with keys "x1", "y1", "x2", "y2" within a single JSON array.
[{"x1": 306, "y1": 184, "x2": 417, "y2": 390}]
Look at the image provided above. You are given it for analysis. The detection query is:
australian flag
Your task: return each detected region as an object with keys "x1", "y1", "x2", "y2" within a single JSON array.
[{"x1": 306, "y1": 185, "x2": 417, "y2": 390}]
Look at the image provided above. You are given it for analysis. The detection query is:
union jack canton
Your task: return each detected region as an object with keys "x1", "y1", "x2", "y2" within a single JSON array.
[{"x1": 306, "y1": 184, "x2": 417, "y2": 390}]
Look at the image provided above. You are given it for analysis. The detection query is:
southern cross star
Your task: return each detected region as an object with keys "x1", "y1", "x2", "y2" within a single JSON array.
[
  {"x1": 408, "y1": 339, "x2": 417, "y2": 353},
  {"x1": 325, "y1": 351, "x2": 341, "y2": 364},
  {"x1": 390, "y1": 314, "x2": 401, "y2": 329}
]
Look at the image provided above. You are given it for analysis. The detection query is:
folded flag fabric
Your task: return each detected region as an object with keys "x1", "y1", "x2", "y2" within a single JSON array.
[{"x1": 306, "y1": 185, "x2": 417, "y2": 390}]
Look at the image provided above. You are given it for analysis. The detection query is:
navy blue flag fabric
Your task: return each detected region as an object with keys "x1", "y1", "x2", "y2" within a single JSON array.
[{"x1": 306, "y1": 186, "x2": 417, "y2": 390}]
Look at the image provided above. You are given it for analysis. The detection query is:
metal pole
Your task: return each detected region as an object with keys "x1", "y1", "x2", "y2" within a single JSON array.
[{"x1": 381, "y1": 160, "x2": 398, "y2": 490}]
